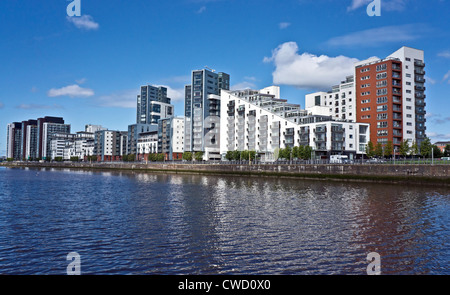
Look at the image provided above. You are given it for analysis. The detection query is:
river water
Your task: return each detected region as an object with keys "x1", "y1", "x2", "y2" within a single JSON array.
[{"x1": 0, "y1": 166, "x2": 448, "y2": 275}]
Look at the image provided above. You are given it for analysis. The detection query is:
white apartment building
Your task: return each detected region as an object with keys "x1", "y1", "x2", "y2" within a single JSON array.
[
  {"x1": 305, "y1": 46, "x2": 426, "y2": 150},
  {"x1": 220, "y1": 87, "x2": 370, "y2": 161},
  {"x1": 158, "y1": 116, "x2": 184, "y2": 159},
  {"x1": 305, "y1": 76, "x2": 356, "y2": 122},
  {"x1": 94, "y1": 130, "x2": 128, "y2": 161},
  {"x1": 137, "y1": 131, "x2": 159, "y2": 155},
  {"x1": 42, "y1": 122, "x2": 71, "y2": 160},
  {"x1": 387, "y1": 46, "x2": 426, "y2": 145}
]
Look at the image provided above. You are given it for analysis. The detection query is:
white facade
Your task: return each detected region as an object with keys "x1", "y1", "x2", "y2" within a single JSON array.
[
  {"x1": 158, "y1": 116, "x2": 185, "y2": 160},
  {"x1": 42, "y1": 123, "x2": 71, "y2": 160},
  {"x1": 137, "y1": 132, "x2": 158, "y2": 154},
  {"x1": 171, "y1": 117, "x2": 185, "y2": 154},
  {"x1": 388, "y1": 46, "x2": 426, "y2": 145},
  {"x1": 220, "y1": 87, "x2": 370, "y2": 161},
  {"x1": 85, "y1": 124, "x2": 106, "y2": 133},
  {"x1": 305, "y1": 76, "x2": 356, "y2": 122}
]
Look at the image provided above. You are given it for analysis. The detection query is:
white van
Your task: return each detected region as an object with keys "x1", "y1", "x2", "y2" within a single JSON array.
[{"x1": 330, "y1": 155, "x2": 349, "y2": 164}]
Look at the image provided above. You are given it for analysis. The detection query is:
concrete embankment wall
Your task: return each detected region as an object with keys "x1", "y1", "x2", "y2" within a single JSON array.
[{"x1": 2, "y1": 162, "x2": 450, "y2": 186}]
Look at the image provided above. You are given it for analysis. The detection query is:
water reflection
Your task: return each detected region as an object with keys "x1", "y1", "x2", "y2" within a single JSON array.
[{"x1": 0, "y1": 167, "x2": 448, "y2": 275}]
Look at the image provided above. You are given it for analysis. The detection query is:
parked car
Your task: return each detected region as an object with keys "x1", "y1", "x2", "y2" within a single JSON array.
[{"x1": 367, "y1": 158, "x2": 384, "y2": 163}]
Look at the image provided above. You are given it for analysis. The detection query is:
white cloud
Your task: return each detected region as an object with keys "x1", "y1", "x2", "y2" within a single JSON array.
[
  {"x1": 96, "y1": 85, "x2": 184, "y2": 109},
  {"x1": 76, "y1": 78, "x2": 87, "y2": 85},
  {"x1": 428, "y1": 132, "x2": 450, "y2": 142},
  {"x1": 96, "y1": 89, "x2": 138, "y2": 108},
  {"x1": 327, "y1": 24, "x2": 430, "y2": 47},
  {"x1": 231, "y1": 81, "x2": 257, "y2": 91},
  {"x1": 425, "y1": 76, "x2": 436, "y2": 85},
  {"x1": 48, "y1": 84, "x2": 94, "y2": 98},
  {"x1": 160, "y1": 85, "x2": 185, "y2": 102},
  {"x1": 196, "y1": 6, "x2": 207, "y2": 13},
  {"x1": 279, "y1": 22, "x2": 291, "y2": 29},
  {"x1": 263, "y1": 42, "x2": 359, "y2": 90},
  {"x1": 67, "y1": 15, "x2": 99, "y2": 30},
  {"x1": 16, "y1": 104, "x2": 64, "y2": 110},
  {"x1": 443, "y1": 70, "x2": 450, "y2": 82},
  {"x1": 347, "y1": 0, "x2": 371, "y2": 11},
  {"x1": 347, "y1": 0, "x2": 408, "y2": 12},
  {"x1": 438, "y1": 50, "x2": 450, "y2": 59}
]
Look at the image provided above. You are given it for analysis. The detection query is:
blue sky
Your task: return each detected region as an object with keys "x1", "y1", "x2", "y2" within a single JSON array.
[{"x1": 1, "y1": 0, "x2": 449, "y2": 156}]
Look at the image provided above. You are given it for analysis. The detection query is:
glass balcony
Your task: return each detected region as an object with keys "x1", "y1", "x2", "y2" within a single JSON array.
[{"x1": 414, "y1": 60, "x2": 425, "y2": 67}]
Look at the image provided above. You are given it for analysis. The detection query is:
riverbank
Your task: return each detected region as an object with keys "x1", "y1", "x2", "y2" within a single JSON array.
[{"x1": 2, "y1": 161, "x2": 450, "y2": 187}]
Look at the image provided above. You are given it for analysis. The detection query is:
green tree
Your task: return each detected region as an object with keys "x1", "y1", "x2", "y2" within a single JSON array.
[
  {"x1": 384, "y1": 141, "x2": 393, "y2": 158},
  {"x1": 366, "y1": 141, "x2": 375, "y2": 158},
  {"x1": 156, "y1": 153, "x2": 165, "y2": 161},
  {"x1": 411, "y1": 140, "x2": 419, "y2": 156},
  {"x1": 225, "y1": 151, "x2": 234, "y2": 161},
  {"x1": 232, "y1": 150, "x2": 241, "y2": 161},
  {"x1": 194, "y1": 151, "x2": 204, "y2": 162},
  {"x1": 70, "y1": 157, "x2": 79, "y2": 162},
  {"x1": 444, "y1": 145, "x2": 450, "y2": 157},
  {"x1": 420, "y1": 137, "x2": 432, "y2": 158},
  {"x1": 249, "y1": 150, "x2": 256, "y2": 161},
  {"x1": 240, "y1": 150, "x2": 248, "y2": 161},
  {"x1": 283, "y1": 146, "x2": 292, "y2": 160},
  {"x1": 148, "y1": 153, "x2": 156, "y2": 162},
  {"x1": 292, "y1": 146, "x2": 299, "y2": 159},
  {"x1": 182, "y1": 152, "x2": 193, "y2": 161},
  {"x1": 273, "y1": 148, "x2": 280, "y2": 161},
  {"x1": 375, "y1": 143, "x2": 383, "y2": 158},
  {"x1": 303, "y1": 146, "x2": 313, "y2": 160},
  {"x1": 432, "y1": 145, "x2": 442, "y2": 158},
  {"x1": 399, "y1": 140, "x2": 410, "y2": 157}
]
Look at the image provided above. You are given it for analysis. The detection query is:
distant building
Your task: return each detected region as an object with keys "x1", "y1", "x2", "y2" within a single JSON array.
[
  {"x1": 435, "y1": 141, "x2": 450, "y2": 153},
  {"x1": 137, "y1": 131, "x2": 159, "y2": 158},
  {"x1": 6, "y1": 122, "x2": 22, "y2": 160},
  {"x1": 127, "y1": 123, "x2": 158, "y2": 156},
  {"x1": 305, "y1": 76, "x2": 356, "y2": 122},
  {"x1": 50, "y1": 133, "x2": 76, "y2": 160},
  {"x1": 158, "y1": 117, "x2": 184, "y2": 160},
  {"x1": 41, "y1": 122, "x2": 71, "y2": 160},
  {"x1": 136, "y1": 85, "x2": 174, "y2": 125},
  {"x1": 94, "y1": 130, "x2": 128, "y2": 162},
  {"x1": 220, "y1": 87, "x2": 370, "y2": 161},
  {"x1": 306, "y1": 46, "x2": 427, "y2": 155},
  {"x1": 184, "y1": 68, "x2": 230, "y2": 160},
  {"x1": 36, "y1": 117, "x2": 69, "y2": 160},
  {"x1": 129, "y1": 85, "x2": 175, "y2": 156}
]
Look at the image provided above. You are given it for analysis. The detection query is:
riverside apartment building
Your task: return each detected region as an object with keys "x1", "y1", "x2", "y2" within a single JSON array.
[
  {"x1": 306, "y1": 46, "x2": 427, "y2": 154},
  {"x1": 220, "y1": 86, "x2": 370, "y2": 161}
]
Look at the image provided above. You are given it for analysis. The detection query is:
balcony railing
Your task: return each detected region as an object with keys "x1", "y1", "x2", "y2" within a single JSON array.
[
  {"x1": 415, "y1": 93, "x2": 426, "y2": 99},
  {"x1": 415, "y1": 69, "x2": 425, "y2": 75},
  {"x1": 414, "y1": 60, "x2": 425, "y2": 67}
]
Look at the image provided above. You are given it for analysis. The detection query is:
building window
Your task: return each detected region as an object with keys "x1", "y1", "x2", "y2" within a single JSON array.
[
  {"x1": 377, "y1": 105, "x2": 388, "y2": 112},
  {"x1": 376, "y1": 72, "x2": 387, "y2": 80},
  {"x1": 376, "y1": 64, "x2": 387, "y2": 72},
  {"x1": 377, "y1": 96, "x2": 388, "y2": 104},
  {"x1": 377, "y1": 88, "x2": 388, "y2": 96},
  {"x1": 377, "y1": 121, "x2": 388, "y2": 128}
]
